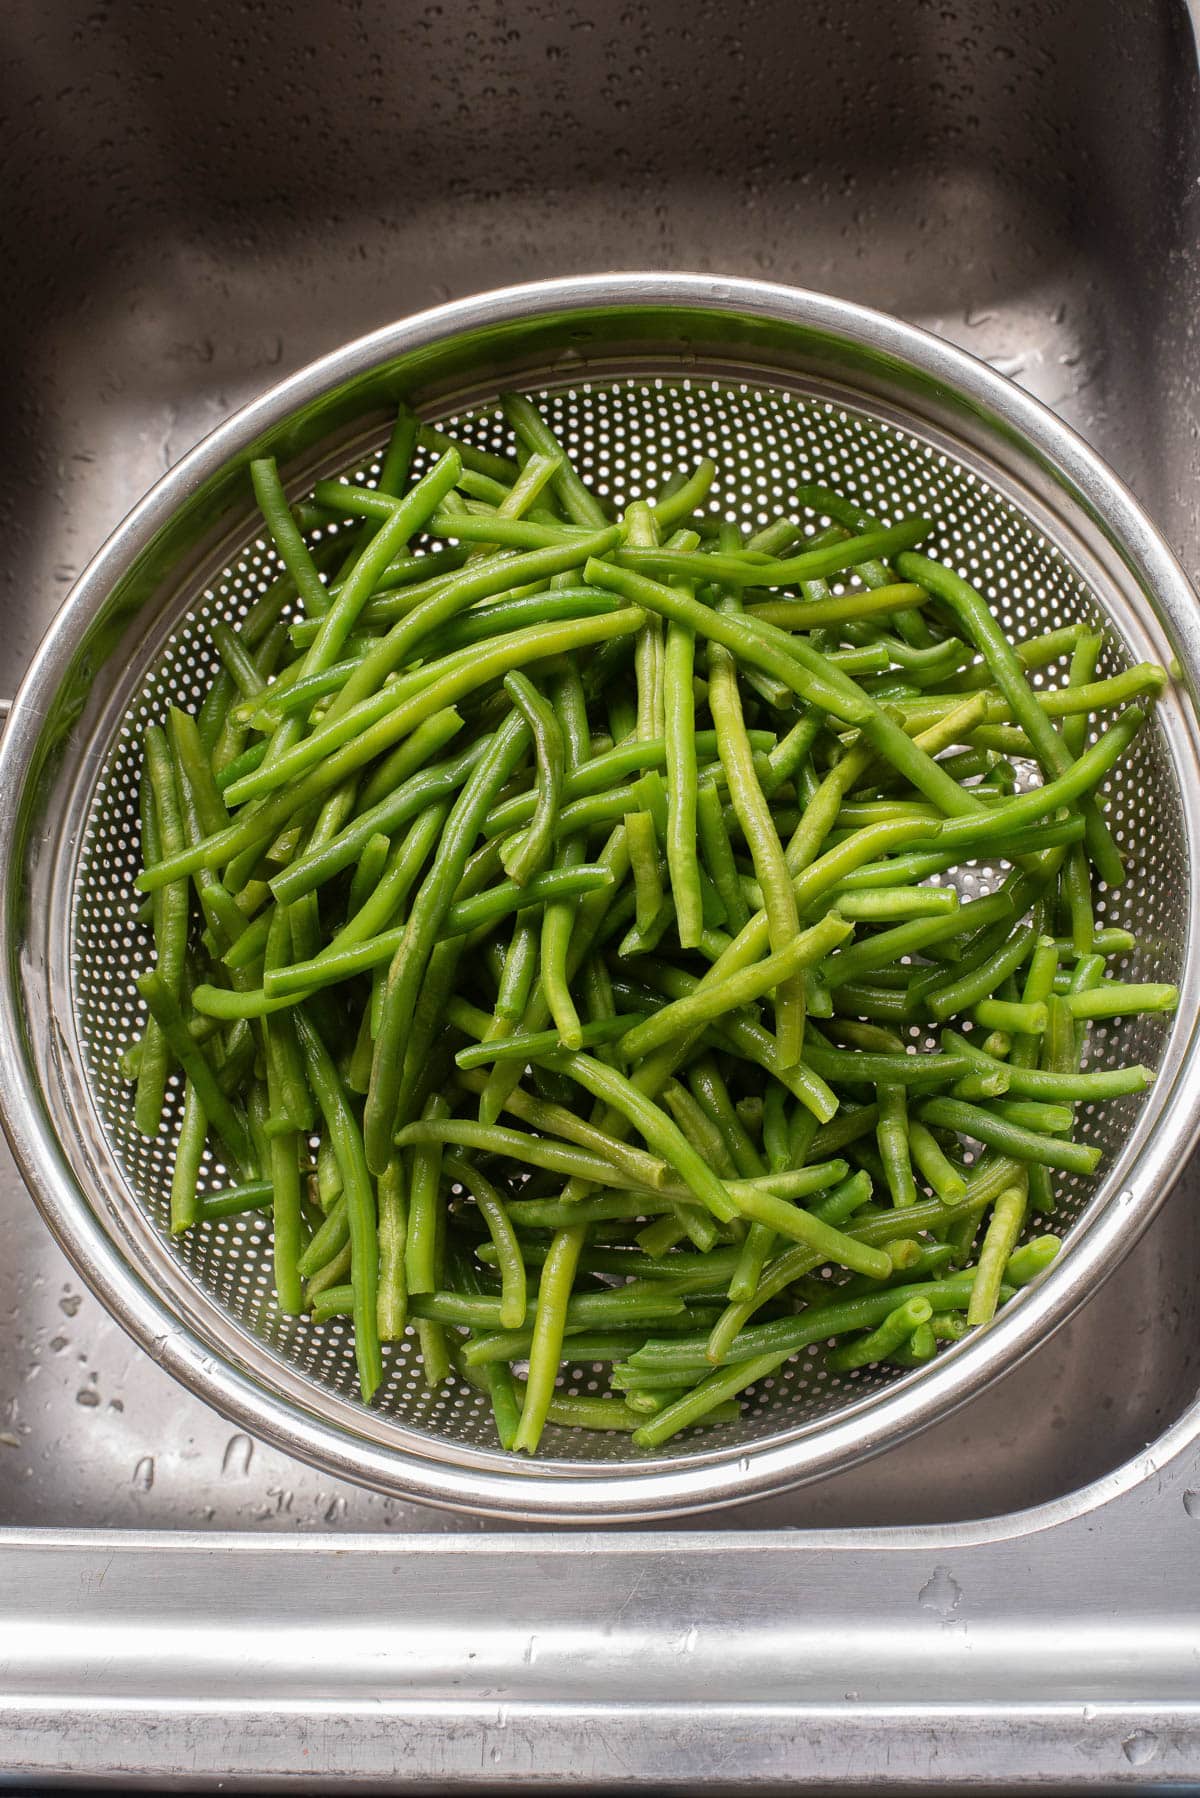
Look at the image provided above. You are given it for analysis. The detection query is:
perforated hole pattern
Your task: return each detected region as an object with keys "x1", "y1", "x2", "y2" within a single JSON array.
[{"x1": 71, "y1": 378, "x2": 1185, "y2": 1464}]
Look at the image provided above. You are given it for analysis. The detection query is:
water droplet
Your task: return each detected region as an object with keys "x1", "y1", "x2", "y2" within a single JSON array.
[
  {"x1": 132, "y1": 1456, "x2": 155, "y2": 1492},
  {"x1": 523, "y1": 1634, "x2": 539, "y2": 1665},
  {"x1": 918, "y1": 1567, "x2": 962, "y2": 1617},
  {"x1": 1183, "y1": 1490, "x2": 1200, "y2": 1518},
  {"x1": 75, "y1": 1387, "x2": 100, "y2": 1408},
  {"x1": 1122, "y1": 1730, "x2": 1158, "y2": 1766},
  {"x1": 324, "y1": 1494, "x2": 348, "y2": 1523},
  {"x1": 1117, "y1": 1187, "x2": 1135, "y2": 1208},
  {"x1": 221, "y1": 1433, "x2": 254, "y2": 1477},
  {"x1": 737, "y1": 1455, "x2": 751, "y2": 1475},
  {"x1": 682, "y1": 1626, "x2": 698, "y2": 1653},
  {"x1": 59, "y1": 1293, "x2": 81, "y2": 1317}
]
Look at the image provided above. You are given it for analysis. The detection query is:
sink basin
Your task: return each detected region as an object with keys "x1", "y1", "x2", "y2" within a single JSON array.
[
  {"x1": 3, "y1": 0, "x2": 1197, "y2": 1536},
  {"x1": 2, "y1": 2, "x2": 1200, "y2": 1782}
]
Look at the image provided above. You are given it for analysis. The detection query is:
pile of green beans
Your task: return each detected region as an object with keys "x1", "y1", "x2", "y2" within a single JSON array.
[{"x1": 125, "y1": 398, "x2": 1177, "y2": 1454}]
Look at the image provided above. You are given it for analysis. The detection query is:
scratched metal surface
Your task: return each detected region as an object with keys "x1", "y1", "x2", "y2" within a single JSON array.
[{"x1": 0, "y1": 0, "x2": 1199, "y2": 1784}]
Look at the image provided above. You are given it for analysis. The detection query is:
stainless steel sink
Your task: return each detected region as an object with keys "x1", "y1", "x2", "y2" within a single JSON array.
[{"x1": 3, "y1": 0, "x2": 1200, "y2": 1784}]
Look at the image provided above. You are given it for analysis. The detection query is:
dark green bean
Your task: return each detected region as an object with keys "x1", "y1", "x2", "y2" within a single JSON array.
[
  {"x1": 294, "y1": 1008, "x2": 381, "y2": 1402},
  {"x1": 915, "y1": 1095, "x2": 1101, "y2": 1175}
]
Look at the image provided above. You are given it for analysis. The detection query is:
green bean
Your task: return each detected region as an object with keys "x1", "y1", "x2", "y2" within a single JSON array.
[
  {"x1": 348, "y1": 831, "x2": 391, "y2": 918},
  {"x1": 137, "y1": 972, "x2": 255, "y2": 1173},
  {"x1": 249, "y1": 457, "x2": 337, "y2": 622},
  {"x1": 445, "y1": 1157, "x2": 525, "y2": 1332},
  {"x1": 1008, "y1": 936, "x2": 1060, "y2": 1074},
  {"x1": 316, "y1": 1133, "x2": 343, "y2": 1212},
  {"x1": 454, "y1": 1011, "x2": 648, "y2": 1070},
  {"x1": 1063, "y1": 982, "x2": 1178, "y2": 1020},
  {"x1": 940, "y1": 1027, "x2": 1152, "y2": 1101},
  {"x1": 887, "y1": 1317, "x2": 938, "y2": 1365},
  {"x1": 502, "y1": 392, "x2": 609, "y2": 528},
  {"x1": 297, "y1": 1192, "x2": 349, "y2": 1280},
  {"x1": 662, "y1": 1081, "x2": 737, "y2": 1177},
  {"x1": 900, "y1": 553, "x2": 1129, "y2": 884},
  {"x1": 649, "y1": 458, "x2": 716, "y2": 532},
  {"x1": 746, "y1": 581, "x2": 929, "y2": 631},
  {"x1": 494, "y1": 914, "x2": 541, "y2": 1023},
  {"x1": 822, "y1": 886, "x2": 1012, "y2": 990},
  {"x1": 827, "y1": 1295, "x2": 934, "y2": 1372},
  {"x1": 972, "y1": 998, "x2": 1047, "y2": 1036},
  {"x1": 475, "y1": 914, "x2": 541, "y2": 1125},
  {"x1": 169, "y1": 1083, "x2": 208, "y2": 1236},
  {"x1": 907, "y1": 1120, "x2": 966, "y2": 1205},
  {"x1": 619, "y1": 913, "x2": 852, "y2": 1065},
  {"x1": 915, "y1": 1095, "x2": 1101, "y2": 1175},
  {"x1": 357, "y1": 705, "x2": 472, "y2": 812},
  {"x1": 294, "y1": 1009, "x2": 381, "y2": 1403},
  {"x1": 1059, "y1": 628, "x2": 1105, "y2": 755},
  {"x1": 633, "y1": 1269, "x2": 984, "y2": 1379},
  {"x1": 585, "y1": 560, "x2": 978, "y2": 819},
  {"x1": 707, "y1": 630, "x2": 806, "y2": 1065},
  {"x1": 498, "y1": 672, "x2": 564, "y2": 885},
  {"x1": 261, "y1": 906, "x2": 314, "y2": 1133},
  {"x1": 967, "y1": 1176, "x2": 1029, "y2": 1327},
  {"x1": 722, "y1": 1183, "x2": 891, "y2": 1277},
  {"x1": 196, "y1": 1179, "x2": 274, "y2": 1222},
  {"x1": 264, "y1": 1035, "x2": 304, "y2": 1314},
  {"x1": 404, "y1": 1093, "x2": 448, "y2": 1298},
  {"x1": 540, "y1": 851, "x2": 587, "y2": 1051},
  {"x1": 689, "y1": 1059, "x2": 765, "y2": 1183},
  {"x1": 211, "y1": 620, "x2": 267, "y2": 700},
  {"x1": 292, "y1": 448, "x2": 462, "y2": 670},
  {"x1": 221, "y1": 569, "x2": 622, "y2": 809},
  {"x1": 835, "y1": 885, "x2": 959, "y2": 922},
  {"x1": 921, "y1": 917, "x2": 1043, "y2": 1023},
  {"x1": 504, "y1": 1192, "x2": 674, "y2": 1230},
  {"x1": 310, "y1": 1284, "x2": 356, "y2": 1323},
  {"x1": 417, "y1": 422, "x2": 518, "y2": 484},
  {"x1": 395, "y1": 1116, "x2": 654, "y2": 1190},
  {"x1": 508, "y1": 1222, "x2": 586, "y2": 1454},
  {"x1": 141, "y1": 707, "x2": 465, "y2": 899},
  {"x1": 616, "y1": 517, "x2": 931, "y2": 589},
  {"x1": 877, "y1": 1084, "x2": 917, "y2": 1208},
  {"x1": 482, "y1": 730, "x2": 772, "y2": 839},
  {"x1": 374, "y1": 1156, "x2": 408, "y2": 1341},
  {"x1": 1005, "y1": 1234, "x2": 1063, "y2": 1286},
  {"x1": 543, "y1": 1049, "x2": 742, "y2": 1222},
  {"x1": 802, "y1": 1041, "x2": 970, "y2": 1088},
  {"x1": 338, "y1": 805, "x2": 449, "y2": 956},
  {"x1": 423, "y1": 511, "x2": 586, "y2": 549},
  {"x1": 468, "y1": 1079, "x2": 671, "y2": 1193},
  {"x1": 364, "y1": 709, "x2": 531, "y2": 1171},
  {"x1": 655, "y1": 625, "x2": 704, "y2": 949},
  {"x1": 992, "y1": 1099, "x2": 1074, "y2": 1134},
  {"x1": 465, "y1": 1326, "x2": 653, "y2": 1369},
  {"x1": 696, "y1": 778, "x2": 750, "y2": 935},
  {"x1": 136, "y1": 727, "x2": 190, "y2": 1136},
  {"x1": 625, "y1": 808, "x2": 665, "y2": 934}
]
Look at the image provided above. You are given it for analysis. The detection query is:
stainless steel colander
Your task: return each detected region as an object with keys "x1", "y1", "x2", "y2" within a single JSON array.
[{"x1": 2, "y1": 273, "x2": 1199, "y2": 1523}]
